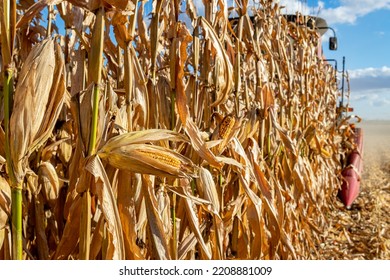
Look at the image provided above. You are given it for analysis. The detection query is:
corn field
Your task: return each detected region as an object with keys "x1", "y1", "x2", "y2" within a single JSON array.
[{"x1": 0, "y1": 0, "x2": 356, "y2": 260}]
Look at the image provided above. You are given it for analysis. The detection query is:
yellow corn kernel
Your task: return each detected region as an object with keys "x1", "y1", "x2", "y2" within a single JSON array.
[
  {"x1": 137, "y1": 150, "x2": 181, "y2": 169},
  {"x1": 218, "y1": 115, "x2": 235, "y2": 139}
]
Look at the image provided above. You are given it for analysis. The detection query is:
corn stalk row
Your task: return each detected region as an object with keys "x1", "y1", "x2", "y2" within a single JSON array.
[{"x1": 0, "y1": 0, "x2": 355, "y2": 259}]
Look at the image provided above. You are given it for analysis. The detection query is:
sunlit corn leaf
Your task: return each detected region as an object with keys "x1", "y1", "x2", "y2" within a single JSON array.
[
  {"x1": 141, "y1": 175, "x2": 171, "y2": 260},
  {"x1": 38, "y1": 161, "x2": 60, "y2": 208},
  {"x1": 175, "y1": 22, "x2": 193, "y2": 125},
  {"x1": 197, "y1": 17, "x2": 233, "y2": 107},
  {"x1": 85, "y1": 155, "x2": 125, "y2": 259},
  {"x1": 102, "y1": 129, "x2": 188, "y2": 147},
  {"x1": 183, "y1": 187, "x2": 212, "y2": 260},
  {"x1": 117, "y1": 171, "x2": 144, "y2": 259},
  {"x1": 104, "y1": 0, "x2": 135, "y2": 11},
  {"x1": 185, "y1": 119, "x2": 222, "y2": 168},
  {"x1": 16, "y1": 0, "x2": 63, "y2": 29}
]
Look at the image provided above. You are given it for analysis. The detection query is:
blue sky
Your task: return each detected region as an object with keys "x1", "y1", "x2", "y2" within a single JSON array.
[
  {"x1": 312, "y1": 0, "x2": 390, "y2": 120},
  {"x1": 146, "y1": 0, "x2": 390, "y2": 120}
]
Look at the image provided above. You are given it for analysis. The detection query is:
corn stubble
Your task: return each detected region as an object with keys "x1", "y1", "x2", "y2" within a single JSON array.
[{"x1": 0, "y1": 0, "x2": 356, "y2": 259}]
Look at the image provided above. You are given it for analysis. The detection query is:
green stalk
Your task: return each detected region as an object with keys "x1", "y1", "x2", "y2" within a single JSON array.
[
  {"x1": 87, "y1": 7, "x2": 105, "y2": 156},
  {"x1": 79, "y1": 7, "x2": 105, "y2": 260},
  {"x1": 2, "y1": 0, "x2": 19, "y2": 259},
  {"x1": 4, "y1": 69, "x2": 22, "y2": 260}
]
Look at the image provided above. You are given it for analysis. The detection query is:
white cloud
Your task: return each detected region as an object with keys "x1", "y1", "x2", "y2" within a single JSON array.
[
  {"x1": 171, "y1": 1, "x2": 390, "y2": 26},
  {"x1": 346, "y1": 67, "x2": 390, "y2": 94},
  {"x1": 349, "y1": 66, "x2": 390, "y2": 78},
  {"x1": 348, "y1": 88, "x2": 390, "y2": 119},
  {"x1": 316, "y1": 0, "x2": 390, "y2": 24},
  {"x1": 340, "y1": 66, "x2": 390, "y2": 119},
  {"x1": 277, "y1": 1, "x2": 390, "y2": 25}
]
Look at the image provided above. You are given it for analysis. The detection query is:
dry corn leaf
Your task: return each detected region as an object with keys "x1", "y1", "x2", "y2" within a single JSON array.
[
  {"x1": 117, "y1": 171, "x2": 144, "y2": 259},
  {"x1": 86, "y1": 155, "x2": 125, "y2": 260},
  {"x1": 178, "y1": 224, "x2": 207, "y2": 260},
  {"x1": 238, "y1": 172, "x2": 263, "y2": 259},
  {"x1": 0, "y1": 177, "x2": 11, "y2": 229},
  {"x1": 183, "y1": 190, "x2": 212, "y2": 260},
  {"x1": 104, "y1": 0, "x2": 135, "y2": 11},
  {"x1": 198, "y1": 17, "x2": 233, "y2": 107},
  {"x1": 38, "y1": 162, "x2": 60, "y2": 208},
  {"x1": 54, "y1": 195, "x2": 82, "y2": 259},
  {"x1": 142, "y1": 175, "x2": 171, "y2": 260},
  {"x1": 34, "y1": 193, "x2": 50, "y2": 259},
  {"x1": 185, "y1": 119, "x2": 222, "y2": 168},
  {"x1": 175, "y1": 22, "x2": 193, "y2": 125},
  {"x1": 1, "y1": 1, "x2": 355, "y2": 261},
  {"x1": 16, "y1": 0, "x2": 64, "y2": 28},
  {"x1": 67, "y1": 0, "x2": 101, "y2": 11}
]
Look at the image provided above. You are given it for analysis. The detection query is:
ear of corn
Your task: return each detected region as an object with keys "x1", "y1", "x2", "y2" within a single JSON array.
[{"x1": 99, "y1": 143, "x2": 197, "y2": 178}]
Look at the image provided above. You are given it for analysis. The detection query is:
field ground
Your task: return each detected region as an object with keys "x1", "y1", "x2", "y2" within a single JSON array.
[{"x1": 320, "y1": 120, "x2": 390, "y2": 259}]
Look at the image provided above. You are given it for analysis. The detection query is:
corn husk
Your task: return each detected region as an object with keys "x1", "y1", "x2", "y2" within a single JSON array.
[{"x1": 10, "y1": 38, "x2": 65, "y2": 183}]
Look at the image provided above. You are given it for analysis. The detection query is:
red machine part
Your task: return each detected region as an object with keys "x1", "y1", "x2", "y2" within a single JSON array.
[{"x1": 338, "y1": 127, "x2": 364, "y2": 208}]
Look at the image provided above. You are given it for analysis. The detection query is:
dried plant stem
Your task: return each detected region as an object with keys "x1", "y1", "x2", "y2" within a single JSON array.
[
  {"x1": 88, "y1": 83, "x2": 100, "y2": 156},
  {"x1": 150, "y1": 1, "x2": 163, "y2": 84},
  {"x1": 11, "y1": 184, "x2": 22, "y2": 259},
  {"x1": 46, "y1": 5, "x2": 53, "y2": 37},
  {"x1": 3, "y1": 70, "x2": 14, "y2": 182},
  {"x1": 87, "y1": 6, "x2": 105, "y2": 156},
  {"x1": 124, "y1": 45, "x2": 133, "y2": 132},
  {"x1": 79, "y1": 186, "x2": 91, "y2": 259},
  {"x1": 171, "y1": 192, "x2": 177, "y2": 259}
]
